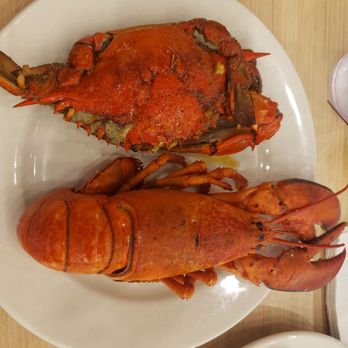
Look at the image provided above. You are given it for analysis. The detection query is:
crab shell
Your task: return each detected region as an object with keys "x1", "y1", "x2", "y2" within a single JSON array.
[{"x1": 0, "y1": 18, "x2": 282, "y2": 155}]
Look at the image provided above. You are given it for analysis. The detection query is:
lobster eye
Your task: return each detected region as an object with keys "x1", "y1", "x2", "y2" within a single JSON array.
[
  {"x1": 255, "y1": 221, "x2": 264, "y2": 231},
  {"x1": 98, "y1": 33, "x2": 113, "y2": 54}
]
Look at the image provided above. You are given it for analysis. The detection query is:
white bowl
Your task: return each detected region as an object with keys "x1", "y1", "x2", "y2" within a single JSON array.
[{"x1": 330, "y1": 53, "x2": 348, "y2": 124}]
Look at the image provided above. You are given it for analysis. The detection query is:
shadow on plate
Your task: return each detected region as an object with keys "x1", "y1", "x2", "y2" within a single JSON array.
[{"x1": 68, "y1": 273, "x2": 175, "y2": 303}]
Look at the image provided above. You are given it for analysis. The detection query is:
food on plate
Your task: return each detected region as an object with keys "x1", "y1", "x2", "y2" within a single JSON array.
[
  {"x1": 17, "y1": 154, "x2": 346, "y2": 299},
  {"x1": 0, "y1": 18, "x2": 282, "y2": 155}
]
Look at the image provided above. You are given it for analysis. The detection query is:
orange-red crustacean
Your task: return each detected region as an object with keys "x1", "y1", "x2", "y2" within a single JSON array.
[
  {"x1": 18, "y1": 154, "x2": 347, "y2": 299},
  {"x1": 0, "y1": 19, "x2": 282, "y2": 155}
]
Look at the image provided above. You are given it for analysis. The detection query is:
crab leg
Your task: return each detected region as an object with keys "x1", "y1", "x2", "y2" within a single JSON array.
[
  {"x1": 178, "y1": 18, "x2": 242, "y2": 57},
  {"x1": 242, "y1": 49, "x2": 270, "y2": 62},
  {"x1": 68, "y1": 32, "x2": 113, "y2": 71},
  {"x1": 173, "y1": 133, "x2": 255, "y2": 156},
  {"x1": 215, "y1": 134, "x2": 256, "y2": 155},
  {"x1": 174, "y1": 92, "x2": 282, "y2": 156},
  {"x1": 213, "y1": 92, "x2": 282, "y2": 155}
]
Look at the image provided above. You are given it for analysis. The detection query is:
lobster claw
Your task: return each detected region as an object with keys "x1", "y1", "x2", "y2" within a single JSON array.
[
  {"x1": 263, "y1": 248, "x2": 346, "y2": 292},
  {"x1": 266, "y1": 222, "x2": 347, "y2": 291},
  {"x1": 224, "y1": 223, "x2": 347, "y2": 291}
]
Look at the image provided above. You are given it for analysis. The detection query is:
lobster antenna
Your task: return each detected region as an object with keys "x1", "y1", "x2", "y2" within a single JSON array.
[{"x1": 270, "y1": 237, "x2": 344, "y2": 250}]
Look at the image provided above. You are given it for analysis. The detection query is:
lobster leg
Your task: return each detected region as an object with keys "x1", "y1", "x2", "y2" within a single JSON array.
[
  {"x1": 151, "y1": 173, "x2": 233, "y2": 191},
  {"x1": 149, "y1": 165, "x2": 247, "y2": 191},
  {"x1": 148, "y1": 160, "x2": 245, "y2": 193},
  {"x1": 79, "y1": 157, "x2": 140, "y2": 194},
  {"x1": 142, "y1": 160, "x2": 208, "y2": 191},
  {"x1": 162, "y1": 269, "x2": 217, "y2": 299},
  {"x1": 189, "y1": 269, "x2": 218, "y2": 286},
  {"x1": 162, "y1": 275, "x2": 195, "y2": 299},
  {"x1": 161, "y1": 160, "x2": 207, "y2": 178},
  {"x1": 119, "y1": 154, "x2": 186, "y2": 192},
  {"x1": 162, "y1": 160, "x2": 214, "y2": 194},
  {"x1": 208, "y1": 167, "x2": 247, "y2": 191},
  {"x1": 223, "y1": 223, "x2": 347, "y2": 291}
]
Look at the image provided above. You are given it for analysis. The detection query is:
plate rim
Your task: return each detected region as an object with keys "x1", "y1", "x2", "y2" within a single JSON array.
[{"x1": 241, "y1": 330, "x2": 346, "y2": 348}]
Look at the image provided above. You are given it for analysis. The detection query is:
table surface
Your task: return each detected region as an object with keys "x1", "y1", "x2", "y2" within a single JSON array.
[{"x1": 0, "y1": 0, "x2": 347, "y2": 347}]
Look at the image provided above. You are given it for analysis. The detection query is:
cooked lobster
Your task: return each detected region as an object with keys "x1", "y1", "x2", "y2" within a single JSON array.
[
  {"x1": 18, "y1": 154, "x2": 346, "y2": 299},
  {"x1": 0, "y1": 18, "x2": 282, "y2": 155}
]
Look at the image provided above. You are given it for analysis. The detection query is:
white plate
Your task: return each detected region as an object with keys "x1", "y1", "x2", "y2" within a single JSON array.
[
  {"x1": 242, "y1": 331, "x2": 346, "y2": 348},
  {"x1": 329, "y1": 54, "x2": 348, "y2": 123},
  {"x1": 0, "y1": 0, "x2": 315, "y2": 347}
]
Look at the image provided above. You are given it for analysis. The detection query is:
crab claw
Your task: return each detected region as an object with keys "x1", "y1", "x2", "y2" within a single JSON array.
[
  {"x1": 0, "y1": 51, "x2": 22, "y2": 95},
  {"x1": 0, "y1": 50, "x2": 77, "y2": 105},
  {"x1": 224, "y1": 223, "x2": 347, "y2": 291}
]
